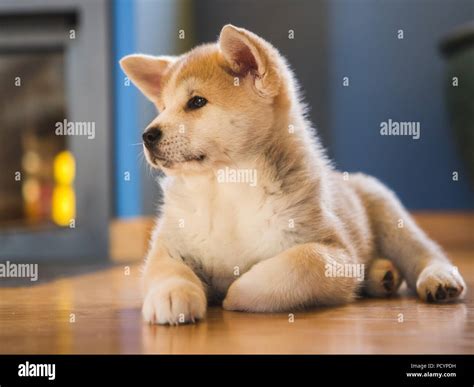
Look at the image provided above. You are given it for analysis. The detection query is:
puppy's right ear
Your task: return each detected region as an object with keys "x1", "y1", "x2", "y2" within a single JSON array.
[
  {"x1": 219, "y1": 25, "x2": 281, "y2": 98},
  {"x1": 119, "y1": 54, "x2": 175, "y2": 101}
]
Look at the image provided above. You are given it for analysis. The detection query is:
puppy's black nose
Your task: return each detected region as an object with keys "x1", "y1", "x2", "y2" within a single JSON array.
[{"x1": 142, "y1": 127, "x2": 162, "y2": 148}]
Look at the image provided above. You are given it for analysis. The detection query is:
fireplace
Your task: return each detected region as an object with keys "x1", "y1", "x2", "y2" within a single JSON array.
[
  {"x1": 0, "y1": 1, "x2": 111, "y2": 261},
  {"x1": 0, "y1": 50, "x2": 68, "y2": 229}
]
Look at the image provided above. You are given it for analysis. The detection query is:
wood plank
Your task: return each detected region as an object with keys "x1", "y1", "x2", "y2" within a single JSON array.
[
  {"x1": 412, "y1": 211, "x2": 474, "y2": 249},
  {"x1": 0, "y1": 248, "x2": 472, "y2": 354},
  {"x1": 109, "y1": 216, "x2": 154, "y2": 263}
]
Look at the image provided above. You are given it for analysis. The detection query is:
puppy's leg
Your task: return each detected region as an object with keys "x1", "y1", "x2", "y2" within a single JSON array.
[
  {"x1": 223, "y1": 243, "x2": 359, "y2": 312},
  {"x1": 351, "y1": 174, "x2": 466, "y2": 303},
  {"x1": 364, "y1": 258, "x2": 402, "y2": 297},
  {"x1": 142, "y1": 240, "x2": 206, "y2": 325}
]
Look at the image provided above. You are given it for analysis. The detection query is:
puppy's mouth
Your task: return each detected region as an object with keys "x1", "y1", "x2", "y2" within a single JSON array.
[
  {"x1": 150, "y1": 152, "x2": 207, "y2": 168},
  {"x1": 184, "y1": 154, "x2": 206, "y2": 162}
]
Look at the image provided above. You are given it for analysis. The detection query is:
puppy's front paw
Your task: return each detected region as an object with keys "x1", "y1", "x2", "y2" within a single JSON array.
[
  {"x1": 416, "y1": 263, "x2": 466, "y2": 303},
  {"x1": 223, "y1": 278, "x2": 253, "y2": 312},
  {"x1": 142, "y1": 279, "x2": 206, "y2": 325},
  {"x1": 223, "y1": 266, "x2": 269, "y2": 312},
  {"x1": 223, "y1": 267, "x2": 272, "y2": 312}
]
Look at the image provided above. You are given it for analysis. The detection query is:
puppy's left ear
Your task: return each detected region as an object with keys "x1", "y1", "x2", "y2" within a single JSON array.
[
  {"x1": 119, "y1": 54, "x2": 176, "y2": 102},
  {"x1": 219, "y1": 25, "x2": 281, "y2": 97}
]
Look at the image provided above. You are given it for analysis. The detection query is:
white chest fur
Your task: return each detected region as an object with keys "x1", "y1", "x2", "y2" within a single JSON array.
[{"x1": 159, "y1": 173, "x2": 297, "y2": 295}]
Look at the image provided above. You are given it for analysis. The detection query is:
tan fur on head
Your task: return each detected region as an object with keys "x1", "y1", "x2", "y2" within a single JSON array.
[
  {"x1": 120, "y1": 25, "x2": 293, "y2": 176},
  {"x1": 120, "y1": 25, "x2": 466, "y2": 325}
]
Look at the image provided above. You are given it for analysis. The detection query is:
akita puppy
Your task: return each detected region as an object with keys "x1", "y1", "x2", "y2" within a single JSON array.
[{"x1": 120, "y1": 25, "x2": 466, "y2": 325}]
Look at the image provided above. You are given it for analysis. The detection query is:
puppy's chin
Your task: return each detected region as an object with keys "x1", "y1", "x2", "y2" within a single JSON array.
[
  {"x1": 160, "y1": 161, "x2": 208, "y2": 176},
  {"x1": 144, "y1": 148, "x2": 208, "y2": 176}
]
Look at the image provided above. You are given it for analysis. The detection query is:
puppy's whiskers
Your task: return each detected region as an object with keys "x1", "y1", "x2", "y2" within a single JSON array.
[{"x1": 136, "y1": 149, "x2": 156, "y2": 179}]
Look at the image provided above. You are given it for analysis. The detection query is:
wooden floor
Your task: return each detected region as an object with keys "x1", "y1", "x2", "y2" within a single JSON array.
[{"x1": 0, "y1": 249, "x2": 473, "y2": 354}]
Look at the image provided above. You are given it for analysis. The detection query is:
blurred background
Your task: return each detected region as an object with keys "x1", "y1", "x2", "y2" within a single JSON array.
[{"x1": 0, "y1": 0, "x2": 473, "y2": 262}]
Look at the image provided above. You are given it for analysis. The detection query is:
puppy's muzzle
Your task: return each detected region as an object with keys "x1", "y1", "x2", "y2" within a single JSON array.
[{"x1": 142, "y1": 126, "x2": 162, "y2": 150}]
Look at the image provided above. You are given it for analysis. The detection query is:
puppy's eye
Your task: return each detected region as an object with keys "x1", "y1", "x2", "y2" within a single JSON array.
[{"x1": 187, "y1": 96, "x2": 207, "y2": 110}]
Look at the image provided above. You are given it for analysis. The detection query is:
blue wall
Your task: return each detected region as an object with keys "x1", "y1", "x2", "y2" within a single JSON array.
[
  {"x1": 113, "y1": 0, "x2": 474, "y2": 216},
  {"x1": 328, "y1": 0, "x2": 474, "y2": 209},
  {"x1": 113, "y1": 0, "x2": 182, "y2": 218},
  {"x1": 114, "y1": 0, "x2": 142, "y2": 217}
]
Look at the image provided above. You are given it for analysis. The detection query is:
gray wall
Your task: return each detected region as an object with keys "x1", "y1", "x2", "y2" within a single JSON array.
[
  {"x1": 328, "y1": 0, "x2": 474, "y2": 209},
  {"x1": 135, "y1": 0, "x2": 473, "y2": 214}
]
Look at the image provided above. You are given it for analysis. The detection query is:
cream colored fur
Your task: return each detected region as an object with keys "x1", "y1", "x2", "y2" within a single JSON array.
[{"x1": 120, "y1": 25, "x2": 466, "y2": 325}]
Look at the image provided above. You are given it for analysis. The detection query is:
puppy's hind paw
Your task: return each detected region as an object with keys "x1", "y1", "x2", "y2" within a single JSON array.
[
  {"x1": 416, "y1": 263, "x2": 466, "y2": 303},
  {"x1": 364, "y1": 258, "x2": 402, "y2": 298}
]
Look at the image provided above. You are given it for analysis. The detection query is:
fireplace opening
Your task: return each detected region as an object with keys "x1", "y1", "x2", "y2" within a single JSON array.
[{"x1": 0, "y1": 50, "x2": 71, "y2": 230}]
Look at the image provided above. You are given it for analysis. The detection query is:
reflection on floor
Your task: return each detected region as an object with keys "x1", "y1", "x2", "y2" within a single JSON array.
[{"x1": 0, "y1": 249, "x2": 472, "y2": 354}]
